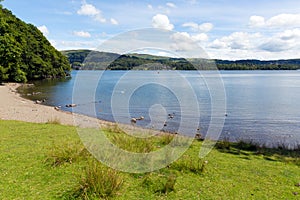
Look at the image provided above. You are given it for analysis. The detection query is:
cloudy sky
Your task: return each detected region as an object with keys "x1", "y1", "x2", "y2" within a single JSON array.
[{"x1": 3, "y1": 0, "x2": 300, "y2": 60}]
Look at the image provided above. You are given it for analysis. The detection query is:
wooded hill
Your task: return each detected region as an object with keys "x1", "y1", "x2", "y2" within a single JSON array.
[
  {"x1": 0, "y1": 5, "x2": 70, "y2": 83},
  {"x1": 63, "y1": 50, "x2": 300, "y2": 71}
]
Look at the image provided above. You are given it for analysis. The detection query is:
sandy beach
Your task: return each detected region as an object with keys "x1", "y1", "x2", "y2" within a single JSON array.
[
  {"x1": 0, "y1": 83, "x2": 160, "y2": 134},
  {"x1": 0, "y1": 83, "x2": 115, "y2": 128}
]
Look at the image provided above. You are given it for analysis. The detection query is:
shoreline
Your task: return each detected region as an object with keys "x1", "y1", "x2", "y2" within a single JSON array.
[
  {"x1": 0, "y1": 83, "x2": 116, "y2": 128},
  {"x1": 0, "y1": 83, "x2": 163, "y2": 135}
]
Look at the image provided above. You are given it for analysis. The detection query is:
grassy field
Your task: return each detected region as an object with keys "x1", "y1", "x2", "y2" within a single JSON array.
[{"x1": 1, "y1": 120, "x2": 300, "y2": 199}]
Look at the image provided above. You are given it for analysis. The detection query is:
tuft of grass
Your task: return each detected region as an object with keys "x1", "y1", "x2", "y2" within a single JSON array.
[
  {"x1": 171, "y1": 155, "x2": 208, "y2": 174},
  {"x1": 46, "y1": 117, "x2": 61, "y2": 125},
  {"x1": 163, "y1": 173, "x2": 177, "y2": 193},
  {"x1": 142, "y1": 172, "x2": 177, "y2": 194},
  {"x1": 45, "y1": 141, "x2": 90, "y2": 167},
  {"x1": 235, "y1": 140, "x2": 258, "y2": 151},
  {"x1": 160, "y1": 133, "x2": 175, "y2": 145},
  {"x1": 104, "y1": 126, "x2": 177, "y2": 153},
  {"x1": 70, "y1": 160, "x2": 123, "y2": 199},
  {"x1": 215, "y1": 139, "x2": 300, "y2": 166},
  {"x1": 215, "y1": 138, "x2": 231, "y2": 151}
]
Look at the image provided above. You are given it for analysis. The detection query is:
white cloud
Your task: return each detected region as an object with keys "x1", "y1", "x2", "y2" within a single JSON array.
[
  {"x1": 152, "y1": 14, "x2": 174, "y2": 30},
  {"x1": 110, "y1": 18, "x2": 119, "y2": 25},
  {"x1": 77, "y1": 3, "x2": 100, "y2": 16},
  {"x1": 77, "y1": 2, "x2": 106, "y2": 23},
  {"x1": 192, "y1": 33, "x2": 209, "y2": 41},
  {"x1": 170, "y1": 32, "x2": 208, "y2": 51},
  {"x1": 54, "y1": 40, "x2": 101, "y2": 50},
  {"x1": 259, "y1": 28, "x2": 300, "y2": 52},
  {"x1": 73, "y1": 31, "x2": 91, "y2": 38},
  {"x1": 209, "y1": 39, "x2": 227, "y2": 49},
  {"x1": 182, "y1": 22, "x2": 198, "y2": 30},
  {"x1": 259, "y1": 39, "x2": 289, "y2": 52},
  {"x1": 182, "y1": 22, "x2": 213, "y2": 32},
  {"x1": 279, "y1": 28, "x2": 300, "y2": 40},
  {"x1": 147, "y1": 4, "x2": 153, "y2": 10},
  {"x1": 207, "y1": 28, "x2": 300, "y2": 59},
  {"x1": 166, "y1": 2, "x2": 176, "y2": 8},
  {"x1": 249, "y1": 16, "x2": 265, "y2": 27},
  {"x1": 249, "y1": 13, "x2": 300, "y2": 28},
  {"x1": 38, "y1": 25, "x2": 49, "y2": 36},
  {"x1": 94, "y1": 15, "x2": 106, "y2": 23},
  {"x1": 209, "y1": 32, "x2": 262, "y2": 50},
  {"x1": 267, "y1": 13, "x2": 300, "y2": 27}
]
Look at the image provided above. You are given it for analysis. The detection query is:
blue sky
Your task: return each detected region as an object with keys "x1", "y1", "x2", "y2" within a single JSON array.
[{"x1": 2, "y1": 0, "x2": 300, "y2": 60}]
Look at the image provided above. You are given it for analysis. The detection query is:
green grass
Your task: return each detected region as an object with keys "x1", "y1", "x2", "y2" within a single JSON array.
[{"x1": 1, "y1": 120, "x2": 300, "y2": 199}]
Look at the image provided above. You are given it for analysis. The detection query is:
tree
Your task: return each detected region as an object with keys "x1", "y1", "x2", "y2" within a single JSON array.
[{"x1": 0, "y1": 7, "x2": 70, "y2": 82}]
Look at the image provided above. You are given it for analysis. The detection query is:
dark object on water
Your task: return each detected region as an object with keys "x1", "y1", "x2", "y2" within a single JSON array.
[
  {"x1": 131, "y1": 116, "x2": 144, "y2": 124},
  {"x1": 66, "y1": 104, "x2": 77, "y2": 108},
  {"x1": 137, "y1": 116, "x2": 144, "y2": 120},
  {"x1": 131, "y1": 118, "x2": 137, "y2": 124},
  {"x1": 168, "y1": 113, "x2": 174, "y2": 119}
]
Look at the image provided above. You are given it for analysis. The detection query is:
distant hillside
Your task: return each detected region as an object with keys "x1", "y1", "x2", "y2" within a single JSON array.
[
  {"x1": 63, "y1": 50, "x2": 300, "y2": 71},
  {"x1": 0, "y1": 5, "x2": 70, "y2": 83},
  {"x1": 215, "y1": 59, "x2": 300, "y2": 70},
  {"x1": 61, "y1": 50, "x2": 119, "y2": 70}
]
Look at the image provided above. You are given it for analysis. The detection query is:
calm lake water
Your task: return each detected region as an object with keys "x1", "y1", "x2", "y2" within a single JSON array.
[{"x1": 19, "y1": 70, "x2": 300, "y2": 146}]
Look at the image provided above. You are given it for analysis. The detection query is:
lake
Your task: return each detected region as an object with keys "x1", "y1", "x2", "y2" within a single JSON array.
[{"x1": 19, "y1": 70, "x2": 300, "y2": 147}]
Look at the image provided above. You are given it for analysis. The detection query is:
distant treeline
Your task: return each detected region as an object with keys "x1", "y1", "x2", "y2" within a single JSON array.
[
  {"x1": 62, "y1": 50, "x2": 300, "y2": 71},
  {"x1": 0, "y1": 6, "x2": 70, "y2": 83},
  {"x1": 216, "y1": 59, "x2": 300, "y2": 70}
]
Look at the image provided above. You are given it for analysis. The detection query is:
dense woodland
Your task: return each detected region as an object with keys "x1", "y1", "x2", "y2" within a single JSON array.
[
  {"x1": 64, "y1": 50, "x2": 300, "y2": 71},
  {"x1": 0, "y1": 5, "x2": 70, "y2": 83}
]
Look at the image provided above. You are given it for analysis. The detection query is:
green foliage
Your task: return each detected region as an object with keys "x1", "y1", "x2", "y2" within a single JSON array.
[
  {"x1": 0, "y1": 7, "x2": 70, "y2": 82},
  {"x1": 0, "y1": 65, "x2": 7, "y2": 83}
]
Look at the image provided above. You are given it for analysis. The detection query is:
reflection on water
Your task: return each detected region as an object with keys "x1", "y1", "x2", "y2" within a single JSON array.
[{"x1": 18, "y1": 70, "x2": 300, "y2": 146}]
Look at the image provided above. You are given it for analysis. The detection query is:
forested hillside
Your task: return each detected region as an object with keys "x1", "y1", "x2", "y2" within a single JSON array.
[
  {"x1": 63, "y1": 50, "x2": 300, "y2": 71},
  {"x1": 0, "y1": 5, "x2": 70, "y2": 83}
]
